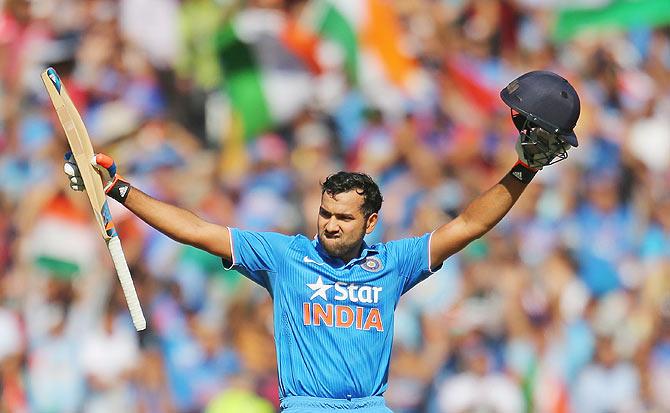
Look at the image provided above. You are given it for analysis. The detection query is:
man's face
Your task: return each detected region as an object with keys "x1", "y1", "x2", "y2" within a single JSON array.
[{"x1": 317, "y1": 190, "x2": 377, "y2": 260}]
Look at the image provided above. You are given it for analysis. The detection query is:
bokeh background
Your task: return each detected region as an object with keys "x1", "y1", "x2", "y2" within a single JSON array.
[{"x1": 2, "y1": 0, "x2": 670, "y2": 412}]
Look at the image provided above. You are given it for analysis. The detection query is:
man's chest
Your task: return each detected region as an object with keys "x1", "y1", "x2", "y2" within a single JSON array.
[{"x1": 277, "y1": 254, "x2": 399, "y2": 332}]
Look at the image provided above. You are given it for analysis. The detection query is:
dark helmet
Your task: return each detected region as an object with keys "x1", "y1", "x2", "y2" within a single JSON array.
[{"x1": 500, "y1": 70, "x2": 580, "y2": 147}]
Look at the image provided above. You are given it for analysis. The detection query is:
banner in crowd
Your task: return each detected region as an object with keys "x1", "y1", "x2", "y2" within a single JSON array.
[{"x1": 554, "y1": 0, "x2": 670, "y2": 42}]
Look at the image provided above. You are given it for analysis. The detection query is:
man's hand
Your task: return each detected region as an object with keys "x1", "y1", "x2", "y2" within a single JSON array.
[
  {"x1": 64, "y1": 152, "x2": 232, "y2": 260},
  {"x1": 63, "y1": 152, "x2": 132, "y2": 203},
  {"x1": 516, "y1": 138, "x2": 541, "y2": 171}
]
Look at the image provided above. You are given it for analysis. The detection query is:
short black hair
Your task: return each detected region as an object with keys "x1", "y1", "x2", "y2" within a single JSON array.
[{"x1": 321, "y1": 172, "x2": 383, "y2": 217}]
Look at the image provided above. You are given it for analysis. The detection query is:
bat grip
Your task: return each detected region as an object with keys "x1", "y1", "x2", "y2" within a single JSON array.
[{"x1": 107, "y1": 236, "x2": 147, "y2": 331}]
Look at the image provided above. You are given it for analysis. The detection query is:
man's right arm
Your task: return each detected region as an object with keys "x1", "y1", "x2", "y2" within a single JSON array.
[
  {"x1": 122, "y1": 187, "x2": 232, "y2": 261},
  {"x1": 64, "y1": 152, "x2": 232, "y2": 261}
]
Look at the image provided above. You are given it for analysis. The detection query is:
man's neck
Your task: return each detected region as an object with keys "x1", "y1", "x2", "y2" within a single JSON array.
[{"x1": 339, "y1": 242, "x2": 364, "y2": 264}]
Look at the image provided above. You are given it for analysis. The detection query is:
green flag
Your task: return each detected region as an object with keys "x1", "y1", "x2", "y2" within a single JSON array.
[
  {"x1": 308, "y1": 0, "x2": 360, "y2": 83},
  {"x1": 216, "y1": 23, "x2": 274, "y2": 140},
  {"x1": 554, "y1": 0, "x2": 670, "y2": 42},
  {"x1": 216, "y1": 10, "x2": 314, "y2": 140}
]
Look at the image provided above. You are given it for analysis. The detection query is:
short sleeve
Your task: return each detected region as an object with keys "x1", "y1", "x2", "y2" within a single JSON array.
[
  {"x1": 386, "y1": 232, "x2": 442, "y2": 295},
  {"x1": 222, "y1": 228, "x2": 293, "y2": 291}
]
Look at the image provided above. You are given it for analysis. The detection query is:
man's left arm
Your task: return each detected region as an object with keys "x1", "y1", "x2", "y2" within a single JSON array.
[
  {"x1": 429, "y1": 163, "x2": 533, "y2": 267},
  {"x1": 429, "y1": 70, "x2": 580, "y2": 268}
]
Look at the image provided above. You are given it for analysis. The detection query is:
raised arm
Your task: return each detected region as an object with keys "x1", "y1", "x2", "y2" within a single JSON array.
[
  {"x1": 430, "y1": 70, "x2": 581, "y2": 268},
  {"x1": 122, "y1": 187, "x2": 232, "y2": 259},
  {"x1": 429, "y1": 169, "x2": 528, "y2": 266},
  {"x1": 64, "y1": 153, "x2": 232, "y2": 261}
]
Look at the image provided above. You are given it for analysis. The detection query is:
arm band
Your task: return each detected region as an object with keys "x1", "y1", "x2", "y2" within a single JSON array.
[
  {"x1": 107, "y1": 178, "x2": 132, "y2": 204},
  {"x1": 508, "y1": 160, "x2": 537, "y2": 184}
]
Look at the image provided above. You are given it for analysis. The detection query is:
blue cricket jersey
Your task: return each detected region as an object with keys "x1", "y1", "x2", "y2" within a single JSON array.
[{"x1": 223, "y1": 229, "x2": 438, "y2": 401}]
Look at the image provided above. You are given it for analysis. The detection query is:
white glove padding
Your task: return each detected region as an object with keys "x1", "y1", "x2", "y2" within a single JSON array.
[
  {"x1": 516, "y1": 127, "x2": 571, "y2": 170},
  {"x1": 63, "y1": 152, "x2": 117, "y2": 192},
  {"x1": 63, "y1": 152, "x2": 85, "y2": 191}
]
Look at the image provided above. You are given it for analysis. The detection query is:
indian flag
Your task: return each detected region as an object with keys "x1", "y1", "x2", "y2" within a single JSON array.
[
  {"x1": 216, "y1": 2, "x2": 422, "y2": 139},
  {"x1": 301, "y1": 0, "x2": 425, "y2": 112},
  {"x1": 26, "y1": 194, "x2": 99, "y2": 279},
  {"x1": 300, "y1": 0, "x2": 430, "y2": 116},
  {"x1": 216, "y1": 8, "x2": 315, "y2": 140}
]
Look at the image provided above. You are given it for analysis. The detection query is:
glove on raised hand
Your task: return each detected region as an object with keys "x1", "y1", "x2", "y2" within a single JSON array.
[
  {"x1": 510, "y1": 127, "x2": 571, "y2": 184},
  {"x1": 515, "y1": 127, "x2": 571, "y2": 171},
  {"x1": 63, "y1": 152, "x2": 132, "y2": 203}
]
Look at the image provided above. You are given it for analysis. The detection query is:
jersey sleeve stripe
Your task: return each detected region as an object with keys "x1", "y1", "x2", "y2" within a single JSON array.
[{"x1": 222, "y1": 226, "x2": 236, "y2": 270}]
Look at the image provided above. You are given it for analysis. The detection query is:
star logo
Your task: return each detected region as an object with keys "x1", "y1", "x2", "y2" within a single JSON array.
[{"x1": 306, "y1": 276, "x2": 332, "y2": 301}]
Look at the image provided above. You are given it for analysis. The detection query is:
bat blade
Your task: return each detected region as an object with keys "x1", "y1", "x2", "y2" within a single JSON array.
[
  {"x1": 41, "y1": 67, "x2": 146, "y2": 331},
  {"x1": 41, "y1": 68, "x2": 114, "y2": 240}
]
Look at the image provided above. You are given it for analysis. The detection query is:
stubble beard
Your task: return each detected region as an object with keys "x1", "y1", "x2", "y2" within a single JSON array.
[
  {"x1": 318, "y1": 227, "x2": 367, "y2": 260},
  {"x1": 320, "y1": 237, "x2": 355, "y2": 259}
]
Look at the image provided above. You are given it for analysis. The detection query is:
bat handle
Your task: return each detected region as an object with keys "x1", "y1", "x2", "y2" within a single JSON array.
[{"x1": 107, "y1": 236, "x2": 147, "y2": 331}]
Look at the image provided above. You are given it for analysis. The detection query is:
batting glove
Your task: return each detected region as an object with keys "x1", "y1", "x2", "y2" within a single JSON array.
[
  {"x1": 516, "y1": 126, "x2": 573, "y2": 170},
  {"x1": 511, "y1": 128, "x2": 572, "y2": 184},
  {"x1": 63, "y1": 152, "x2": 132, "y2": 203},
  {"x1": 509, "y1": 140, "x2": 540, "y2": 184},
  {"x1": 515, "y1": 138, "x2": 541, "y2": 170}
]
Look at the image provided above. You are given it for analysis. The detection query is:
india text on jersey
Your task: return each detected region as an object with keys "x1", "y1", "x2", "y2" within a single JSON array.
[{"x1": 303, "y1": 276, "x2": 384, "y2": 331}]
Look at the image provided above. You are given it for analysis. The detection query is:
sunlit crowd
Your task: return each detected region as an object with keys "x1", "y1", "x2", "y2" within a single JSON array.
[{"x1": 1, "y1": 0, "x2": 670, "y2": 412}]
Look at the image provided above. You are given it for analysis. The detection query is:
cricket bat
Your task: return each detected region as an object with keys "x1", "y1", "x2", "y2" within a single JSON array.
[{"x1": 41, "y1": 67, "x2": 146, "y2": 331}]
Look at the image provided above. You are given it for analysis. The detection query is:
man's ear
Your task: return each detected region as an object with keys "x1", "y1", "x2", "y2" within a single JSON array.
[{"x1": 365, "y1": 213, "x2": 378, "y2": 235}]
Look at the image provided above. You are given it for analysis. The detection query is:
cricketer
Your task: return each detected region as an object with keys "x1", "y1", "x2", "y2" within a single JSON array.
[{"x1": 64, "y1": 70, "x2": 580, "y2": 412}]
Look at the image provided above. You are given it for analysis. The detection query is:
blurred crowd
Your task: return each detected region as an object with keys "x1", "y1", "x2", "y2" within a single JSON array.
[{"x1": 2, "y1": 0, "x2": 670, "y2": 412}]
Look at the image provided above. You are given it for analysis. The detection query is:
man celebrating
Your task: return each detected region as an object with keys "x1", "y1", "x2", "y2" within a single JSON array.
[{"x1": 64, "y1": 71, "x2": 580, "y2": 412}]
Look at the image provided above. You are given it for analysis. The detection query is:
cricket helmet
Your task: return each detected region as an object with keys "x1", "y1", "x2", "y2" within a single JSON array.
[{"x1": 500, "y1": 70, "x2": 580, "y2": 147}]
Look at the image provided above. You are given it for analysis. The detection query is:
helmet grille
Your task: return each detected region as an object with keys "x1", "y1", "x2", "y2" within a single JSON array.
[{"x1": 512, "y1": 111, "x2": 569, "y2": 167}]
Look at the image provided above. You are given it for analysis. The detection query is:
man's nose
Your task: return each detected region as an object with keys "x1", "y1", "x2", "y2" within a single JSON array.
[{"x1": 325, "y1": 218, "x2": 339, "y2": 233}]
